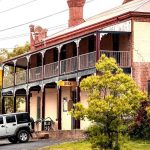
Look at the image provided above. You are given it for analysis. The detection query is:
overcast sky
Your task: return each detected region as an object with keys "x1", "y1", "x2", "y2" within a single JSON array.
[{"x1": 0, "y1": 0, "x2": 123, "y2": 51}]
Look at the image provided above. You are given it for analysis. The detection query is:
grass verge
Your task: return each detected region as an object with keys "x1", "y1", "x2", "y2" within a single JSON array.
[{"x1": 39, "y1": 140, "x2": 150, "y2": 150}]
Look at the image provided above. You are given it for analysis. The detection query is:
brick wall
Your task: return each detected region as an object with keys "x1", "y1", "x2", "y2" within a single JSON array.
[
  {"x1": 119, "y1": 34, "x2": 130, "y2": 52},
  {"x1": 30, "y1": 55, "x2": 37, "y2": 68},
  {"x1": 45, "y1": 49, "x2": 54, "y2": 64},
  {"x1": 132, "y1": 62, "x2": 150, "y2": 92},
  {"x1": 79, "y1": 37, "x2": 88, "y2": 54},
  {"x1": 48, "y1": 130, "x2": 86, "y2": 139}
]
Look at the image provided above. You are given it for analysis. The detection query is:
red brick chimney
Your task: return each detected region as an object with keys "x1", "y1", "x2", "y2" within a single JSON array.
[
  {"x1": 123, "y1": 0, "x2": 135, "y2": 4},
  {"x1": 67, "y1": 0, "x2": 86, "y2": 27},
  {"x1": 29, "y1": 25, "x2": 47, "y2": 51}
]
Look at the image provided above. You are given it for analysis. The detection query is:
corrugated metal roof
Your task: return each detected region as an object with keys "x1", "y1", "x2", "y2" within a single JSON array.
[{"x1": 46, "y1": 0, "x2": 150, "y2": 39}]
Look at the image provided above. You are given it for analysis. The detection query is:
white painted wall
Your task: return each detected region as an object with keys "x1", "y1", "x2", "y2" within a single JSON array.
[
  {"x1": 80, "y1": 91, "x2": 91, "y2": 130},
  {"x1": 133, "y1": 22, "x2": 150, "y2": 62},
  {"x1": 45, "y1": 88, "x2": 57, "y2": 122},
  {"x1": 30, "y1": 91, "x2": 42, "y2": 121}
]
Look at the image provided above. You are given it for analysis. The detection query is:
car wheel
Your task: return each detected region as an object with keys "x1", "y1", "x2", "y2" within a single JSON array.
[
  {"x1": 17, "y1": 130, "x2": 30, "y2": 143},
  {"x1": 8, "y1": 137, "x2": 18, "y2": 144}
]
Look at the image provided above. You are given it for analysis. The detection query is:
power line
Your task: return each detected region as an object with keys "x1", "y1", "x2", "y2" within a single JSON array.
[
  {"x1": 0, "y1": 0, "x2": 39, "y2": 14},
  {"x1": 0, "y1": 24, "x2": 67, "y2": 41},
  {"x1": 0, "y1": 0, "x2": 95, "y2": 33},
  {"x1": 0, "y1": 9, "x2": 68, "y2": 32}
]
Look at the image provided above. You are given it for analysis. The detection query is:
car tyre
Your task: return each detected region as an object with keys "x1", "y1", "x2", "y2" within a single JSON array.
[
  {"x1": 17, "y1": 130, "x2": 30, "y2": 143},
  {"x1": 8, "y1": 137, "x2": 18, "y2": 144}
]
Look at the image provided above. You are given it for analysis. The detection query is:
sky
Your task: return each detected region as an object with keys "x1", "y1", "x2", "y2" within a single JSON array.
[{"x1": 0, "y1": 0, "x2": 123, "y2": 51}]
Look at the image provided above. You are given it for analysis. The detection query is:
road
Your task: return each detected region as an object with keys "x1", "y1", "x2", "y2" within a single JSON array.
[{"x1": 0, "y1": 139, "x2": 74, "y2": 150}]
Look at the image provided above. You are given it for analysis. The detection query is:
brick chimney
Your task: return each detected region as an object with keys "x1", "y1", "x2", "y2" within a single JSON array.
[
  {"x1": 67, "y1": 0, "x2": 86, "y2": 27},
  {"x1": 123, "y1": 0, "x2": 135, "y2": 4},
  {"x1": 29, "y1": 25, "x2": 35, "y2": 51},
  {"x1": 29, "y1": 25, "x2": 47, "y2": 51}
]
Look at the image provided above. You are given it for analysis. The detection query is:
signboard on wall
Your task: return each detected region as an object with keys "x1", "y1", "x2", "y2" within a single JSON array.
[
  {"x1": 101, "y1": 20, "x2": 131, "y2": 32},
  {"x1": 58, "y1": 80, "x2": 77, "y2": 87}
]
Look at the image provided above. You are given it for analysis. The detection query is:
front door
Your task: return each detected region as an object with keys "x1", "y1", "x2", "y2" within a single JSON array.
[
  {"x1": 0, "y1": 116, "x2": 6, "y2": 137},
  {"x1": 71, "y1": 90, "x2": 80, "y2": 129},
  {"x1": 5, "y1": 115, "x2": 17, "y2": 136}
]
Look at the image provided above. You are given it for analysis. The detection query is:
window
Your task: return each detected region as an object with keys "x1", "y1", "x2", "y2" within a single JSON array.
[
  {"x1": 0, "y1": 116, "x2": 3, "y2": 124},
  {"x1": 16, "y1": 113, "x2": 30, "y2": 124},
  {"x1": 6, "y1": 115, "x2": 16, "y2": 123}
]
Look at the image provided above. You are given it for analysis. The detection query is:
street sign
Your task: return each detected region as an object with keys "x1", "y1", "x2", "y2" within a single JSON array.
[{"x1": 58, "y1": 80, "x2": 77, "y2": 87}]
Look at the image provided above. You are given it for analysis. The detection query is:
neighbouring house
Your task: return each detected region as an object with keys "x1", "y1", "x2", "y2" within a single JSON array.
[{"x1": 1, "y1": 0, "x2": 150, "y2": 131}]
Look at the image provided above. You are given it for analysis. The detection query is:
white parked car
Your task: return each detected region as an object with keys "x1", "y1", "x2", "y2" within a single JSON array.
[{"x1": 0, "y1": 112, "x2": 34, "y2": 144}]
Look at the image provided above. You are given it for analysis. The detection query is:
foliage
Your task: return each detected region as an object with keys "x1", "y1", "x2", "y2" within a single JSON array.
[
  {"x1": 4, "y1": 97, "x2": 25, "y2": 113},
  {"x1": 129, "y1": 101, "x2": 150, "y2": 139},
  {"x1": 0, "y1": 42, "x2": 29, "y2": 62},
  {"x1": 0, "y1": 42, "x2": 30, "y2": 114},
  {"x1": 8, "y1": 42, "x2": 29, "y2": 59},
  {"x1": 71, "y1": 55, "x2": 146, "y2": 150},
  {"x1": 0, "y1": 48, "x2": 8, "y2": 62}
]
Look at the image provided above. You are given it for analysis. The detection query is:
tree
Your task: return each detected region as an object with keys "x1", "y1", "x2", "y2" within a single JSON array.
[
  {"x1": 129, "y1": 101, "x2": 150, "y2": 139},
  {"x1": 0, "y1": 42, "x2": 30, "y2": 114},
  {"x1": 71, "y1": 55, "x2": 146, "y2": 149},
  {"x1": 8, "y1": 42, "x2": 30, "y2": 59}
]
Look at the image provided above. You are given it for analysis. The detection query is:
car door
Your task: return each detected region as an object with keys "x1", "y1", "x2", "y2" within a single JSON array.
[
  {"x1": 5, "y1": 115, "x2": 17, "y2": 136},
  {"x1": 0, "y1": 116, "x2": 6, "y2": 137}
]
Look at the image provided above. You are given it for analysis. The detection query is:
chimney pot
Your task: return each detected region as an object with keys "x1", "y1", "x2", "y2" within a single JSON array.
[{"x1": 67, "y1": 0, "x2": 86, "y2": 27}]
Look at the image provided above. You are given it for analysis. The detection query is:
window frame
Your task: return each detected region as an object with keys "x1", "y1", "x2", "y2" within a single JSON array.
[{"x1": 6, "y1": 115, "x2": 16, "y2": 123}]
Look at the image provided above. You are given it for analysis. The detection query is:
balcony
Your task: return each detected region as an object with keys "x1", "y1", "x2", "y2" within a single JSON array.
[
  {"x1": 79, "y1": 51, "x2": 96, "y2": 70},
  {"x1": 3, "y1": 50, "x2": 131, "y2": 88},
  {"x1": 15, "y1": 70, "x2": 27, "y2": 85},
  {"x1": 60, "y1": 56, "x2": 77, "y2": 75},
  {"x1": 44, "y1": 61, "x2": 58, "y2": 78},
  {"x1": 3, "y1": 74, "x2": 14, "y2": 88},
  {"x1": 99, "y1": 50, "x2": 131, "y2": 67},
  {"x1": 29, "y1": 66, "x2": 42, "y2": 82}
]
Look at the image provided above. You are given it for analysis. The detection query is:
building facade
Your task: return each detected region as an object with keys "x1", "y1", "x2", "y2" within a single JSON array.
[{"x1": 1, "y1": 0, "x2": 150, "y2": 131}]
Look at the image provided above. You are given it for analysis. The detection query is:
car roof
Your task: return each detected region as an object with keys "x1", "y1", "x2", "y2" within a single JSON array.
[{"x1": 0, "y1": 112, "x2": 29, "y2": 117}]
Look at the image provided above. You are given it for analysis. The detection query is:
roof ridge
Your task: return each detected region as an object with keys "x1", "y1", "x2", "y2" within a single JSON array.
[{"x1": 86, "y1": 0, "x2": 147, "y2": 22}]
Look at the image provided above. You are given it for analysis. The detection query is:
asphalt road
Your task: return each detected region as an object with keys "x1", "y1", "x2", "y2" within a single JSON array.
[{"x1": 0, "y1": 139, "x2": 74, "y2": 150}]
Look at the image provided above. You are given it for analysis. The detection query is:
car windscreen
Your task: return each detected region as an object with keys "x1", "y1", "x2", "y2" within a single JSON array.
[{"x1": 16, "y1": 113, "x2": 30, "y2": 124}]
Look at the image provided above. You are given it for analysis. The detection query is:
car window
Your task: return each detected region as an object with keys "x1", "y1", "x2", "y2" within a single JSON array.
[
  {"x1": 0, "y1": 116, "x2": 3, "y2": 124},
  {"x1": 16, "y1": 113, "x2": 30, "y2": 124},
  {"x1": 6, "y1": 115, "x2": 16, "y2": 123}
]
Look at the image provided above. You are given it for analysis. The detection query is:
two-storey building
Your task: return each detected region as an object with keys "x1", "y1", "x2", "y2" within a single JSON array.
[{"x1": 1, "y1": 0, "x2": 150, "y2": 131}]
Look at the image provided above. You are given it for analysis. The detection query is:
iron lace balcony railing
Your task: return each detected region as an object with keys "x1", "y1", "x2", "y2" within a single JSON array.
[
  {"x1": 99, "y1": 50, "x2": 131, "y2": 67},
  {"x1": 3, "y1": 73, "x2": 14, "y2": 88},
  {"x1": 60, "y1": 56, "x2": 77, "y2": 75},
  {"x1": 15, "y1": 70, "x2": 27, "y2": 85},
  {"x1": 79, "y1": 51, "x2": 96, "y2": 70},
  {"x1": 44, "y1": 61, "x2": 59, "y2": 78},
  {"x1": 29, "y1": 66, "x2": 42, "y2": 82}
]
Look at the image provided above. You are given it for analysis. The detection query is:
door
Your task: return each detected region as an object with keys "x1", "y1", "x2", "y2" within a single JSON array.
[
  {"x1": 0, "y1": 116, "x2": 6, "y2": 137},
  {"x1": 5, "y1": 115, "x2": 17, "y2": 136},
  {"x1": 71, "y1": 90, "x2": 80, "y2": 129}
]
